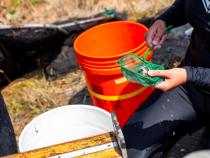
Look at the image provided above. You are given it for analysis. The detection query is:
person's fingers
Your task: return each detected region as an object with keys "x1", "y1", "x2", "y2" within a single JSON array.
[
  {"x1": 153, "y1": 34, "x2": 167, "y2": 49},
  {"x1": 146, "y1": 27, "x2": 157, "y2": 48},
  {"x1": 145, "y1": 20, "x2": 166, "y2": 48},
  {"x1": 154, "y1": 45, "x2": 161, "y2": 50},
  {"x1": 154, "y1": 81, "x2": 168, "y2": 92},
  {"x1": 152, "y1": 28, "x2": 165, "y2": 46},
  {"x1": 145, "y1": 32, "x2": 152, "y2": 48},
  {"x1": 144, "y1": 32, "x2": 148, "y2": 39},
  {"x1": 158, "y1": 34, "x2": 167, "y2": 46},
  {"x1": 148, "y1": 70, "x2": 170, "y2": 78}
]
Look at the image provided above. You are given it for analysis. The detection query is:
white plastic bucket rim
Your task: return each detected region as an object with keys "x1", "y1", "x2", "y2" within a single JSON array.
[
  {"x1": 183, "y1": 150, "x2": 210, "y2": 158},
  {"x1": 19, "y1": 104, "x2": 113, "y2": 152}
]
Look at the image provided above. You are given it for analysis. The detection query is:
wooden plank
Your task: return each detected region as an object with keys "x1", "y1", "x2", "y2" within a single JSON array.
[
  {"x1": 3, "y1": 132, "x2": 122, "y2": 158},
  {"x1": 77, "y1": 148, "x2": 122, "y2": 158}
]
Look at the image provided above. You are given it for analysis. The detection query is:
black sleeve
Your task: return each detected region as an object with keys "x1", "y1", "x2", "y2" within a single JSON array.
[
  {"x1": 184, "y1": 66, "x2": 210, "y2": 87},
  {"x1": 157, "y1": 0, "x2": 187, "y2": 27},
  {"x1": 0, "y1": 93, "x2": 17, "y2": 156}
]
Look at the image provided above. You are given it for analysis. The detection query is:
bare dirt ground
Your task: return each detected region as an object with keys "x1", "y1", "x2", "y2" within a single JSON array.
[{"x1": 1, "y1": 0, "x2": 207, "y2": 157}]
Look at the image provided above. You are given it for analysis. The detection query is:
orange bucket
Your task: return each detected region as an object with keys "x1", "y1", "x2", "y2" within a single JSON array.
[{"x1": 74, "y1": 21, "x2": 154, "y2": 127}]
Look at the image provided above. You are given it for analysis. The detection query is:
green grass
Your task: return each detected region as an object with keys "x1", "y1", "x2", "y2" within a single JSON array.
[
  {"x1": 12, "y1": 0, "x2": 21, "y2": 5},
  {"x1": 12, "y1": 0, "x2": 42, "y2": 6},
  {"x1": 30, "y1": 0, "x2": 39, "y2": 5}
]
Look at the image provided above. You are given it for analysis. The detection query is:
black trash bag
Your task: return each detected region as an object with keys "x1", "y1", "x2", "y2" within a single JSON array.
[
  {"x1": 0, "y1": 44, "x2": 22, "y2": 85},
  {"x1": 0, "y1": 11, "x2": 126, "y2": 84},
  {"x1": 0, "y1": 27, "x2": 67, "y2": 85}
]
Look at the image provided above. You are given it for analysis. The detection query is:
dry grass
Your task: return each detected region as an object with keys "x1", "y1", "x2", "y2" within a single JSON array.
[
  {"x1": 0, "y1": 0, "x2": 174, "y2": 25},
  {"x1": 2, "y1": 69, "x2": 86, "y2": 139}
]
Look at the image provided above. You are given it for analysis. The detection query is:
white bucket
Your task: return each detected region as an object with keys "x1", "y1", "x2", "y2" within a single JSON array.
[
  {"x1": 19, "y1": 105, "x2": 113, "y2": 152},
  {"x1": 183, "y1": 150, "x2": 210, "y2": 158}
]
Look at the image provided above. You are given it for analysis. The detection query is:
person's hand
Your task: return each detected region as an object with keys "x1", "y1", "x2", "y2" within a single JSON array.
[
  {"x1": 148, "y1": 68, "x2": 187, "y2": 92},
  {"x1": 145, "y1": 19, "x2": 167, "y2": 49}
]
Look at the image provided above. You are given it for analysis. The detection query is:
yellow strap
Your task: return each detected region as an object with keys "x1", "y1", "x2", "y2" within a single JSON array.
[
  {"x1": 114, "y1": 77, "x2": 127, "y2": 84},
  {"x1": 87, "y1": 84, "x2": 148, "y2": 101}
]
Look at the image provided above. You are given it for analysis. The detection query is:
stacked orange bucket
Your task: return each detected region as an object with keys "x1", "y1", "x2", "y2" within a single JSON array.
[{"x1": 74, "y1": 21, "x2": 154, "y2": 127}]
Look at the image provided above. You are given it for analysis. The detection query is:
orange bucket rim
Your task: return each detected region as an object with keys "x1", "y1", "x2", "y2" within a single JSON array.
[
  {"x1": 76, "y1": 45, "x2": 149, "y2": 65},
  {"x1": 74, "y1": 20, "x2": 148, "y2": 59}
]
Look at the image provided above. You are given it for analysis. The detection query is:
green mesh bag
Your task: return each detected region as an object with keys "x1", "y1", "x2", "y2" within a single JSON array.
[
  {"x1": 116, "y1": 25, "x2": 173, "y2": 86},
  {"x1": 117, "y1": 53, "x2": 164, "y2": 86}
]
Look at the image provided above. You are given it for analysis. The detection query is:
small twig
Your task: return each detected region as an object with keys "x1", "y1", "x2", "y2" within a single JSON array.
[
  {"x1": 82, "y1": 94, "x2": 87, "y2": 104},
  {"x1": 26, "y1": 0, "x2": 38, "y2": 16},
  {"x1": 37, "y1": 55, "x2": 47, "y2": 82},
  {"x1": 0, "y1": 69, "x2": 11, "y2": 83}
]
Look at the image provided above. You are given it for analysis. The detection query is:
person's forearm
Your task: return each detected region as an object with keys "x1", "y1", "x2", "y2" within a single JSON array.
[
  {"x1": 157, "y1": 0, "x2": 187, "y2": 27},
  {"x1": 184, "y1": 66, "x2": 210, "y2": 87}
]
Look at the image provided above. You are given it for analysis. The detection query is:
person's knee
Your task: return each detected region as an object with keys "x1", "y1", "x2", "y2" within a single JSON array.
[{"x1": 0, "y1": 94, "x2": 18, "y2": 156}]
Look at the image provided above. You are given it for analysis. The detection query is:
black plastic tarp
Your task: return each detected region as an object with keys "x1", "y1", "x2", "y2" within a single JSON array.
[{"x1": 0, "y1": 11, "x2": 124, "y2": 85}]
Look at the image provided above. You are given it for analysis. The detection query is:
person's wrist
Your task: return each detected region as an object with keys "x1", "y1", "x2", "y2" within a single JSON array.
[
  {"x1": 180, "y1": 68, "x2": 187, "y2": 84},
  {"x1": 182, "y1": 66, "x2": 192, "y2": 83}
]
